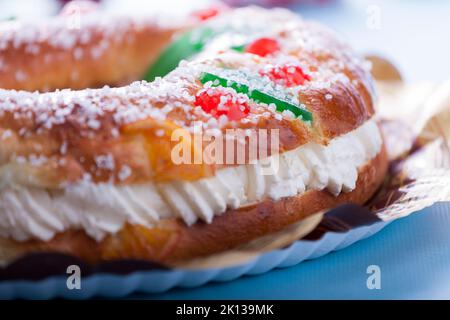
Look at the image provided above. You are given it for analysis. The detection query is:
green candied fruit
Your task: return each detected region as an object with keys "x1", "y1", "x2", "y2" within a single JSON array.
[
  {"x1": 199, "y1": 72, "x2": 313, "y2": 122},
  {"x1": 144, "y1": 27, "x2": 216, "y2": 82}
]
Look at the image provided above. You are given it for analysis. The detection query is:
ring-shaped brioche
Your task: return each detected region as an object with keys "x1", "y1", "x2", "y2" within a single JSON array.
[{"x1": 0, "y1": 6, "x2": 387, "y2": 264}]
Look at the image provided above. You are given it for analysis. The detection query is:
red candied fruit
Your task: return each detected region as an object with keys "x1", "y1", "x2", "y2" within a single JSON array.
[
  {"x1": 191, "y1": 4, "x2": 227, "y2": 21},
  {"x1": 195, "y1": 88, "x2": 250, "y2": 121},
  {"x1": 261, "y1": 65, "x2": 311, "y2": 87},
  {"x1": 245, "y1": 38, "x2": 280, "y2": 57}
]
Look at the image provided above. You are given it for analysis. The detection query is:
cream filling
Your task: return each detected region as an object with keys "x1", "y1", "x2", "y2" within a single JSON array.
[{"x1": 0, "y1": 120, "x2": 382, "y2": 242}]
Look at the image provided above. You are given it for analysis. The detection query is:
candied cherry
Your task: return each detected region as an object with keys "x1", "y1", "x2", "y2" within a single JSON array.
[
  {"x1": 245, "y1": 38, "x2": 280, "y2": 57},
  {"x1": 261, "y1": 64, "x2": 311, "y2": 87},
  {"x1": 191, "y1": 4, "x2": 227, "y2": 21},
  {"x1": 195, "y1": 88, "x2": 250, "y2": 121}
]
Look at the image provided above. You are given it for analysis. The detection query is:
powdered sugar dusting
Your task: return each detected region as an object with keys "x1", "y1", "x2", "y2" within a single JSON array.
[
  {"x1": 0, "y1": 6, "x2": 375, "y2": 187},
  {"x1": 0, "y1": 10, "x2": 183, "y2": 76}
]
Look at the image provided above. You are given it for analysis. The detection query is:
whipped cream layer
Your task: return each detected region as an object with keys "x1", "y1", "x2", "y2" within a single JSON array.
[{"x1": 0, "y1": 120, "x2": 382, "y2": 242}]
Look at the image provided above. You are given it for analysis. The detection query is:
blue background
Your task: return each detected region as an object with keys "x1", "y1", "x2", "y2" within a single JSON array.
[{"x1": 291, "y1": 0, "x2": 450, "y2": 82}]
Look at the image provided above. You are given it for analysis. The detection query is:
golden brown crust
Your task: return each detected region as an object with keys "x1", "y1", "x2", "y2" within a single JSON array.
[
  {"x1": 0, "y1": 7, "x2": 376, "y2": 187},
  {"x1": 4, "y1": 144, "x2": 388, "y2": 265},
  {"x1": 0, "y1": 17, "x2": 185, "y2": 91}
]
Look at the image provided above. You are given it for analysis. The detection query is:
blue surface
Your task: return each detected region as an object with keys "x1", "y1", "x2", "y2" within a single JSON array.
[{"x1": 135, "y1": 203, "x2": 450, "y2": 299}]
